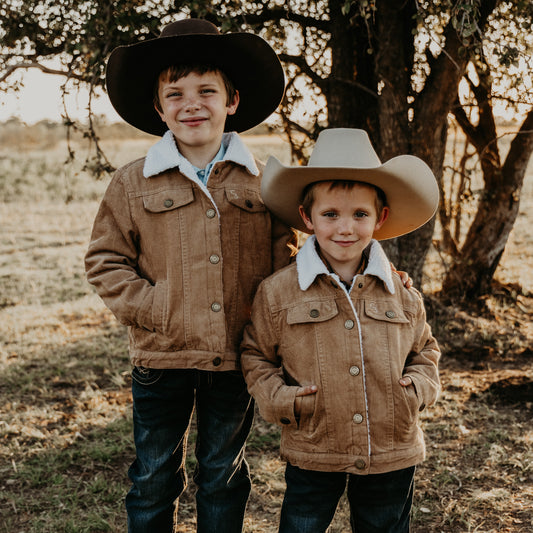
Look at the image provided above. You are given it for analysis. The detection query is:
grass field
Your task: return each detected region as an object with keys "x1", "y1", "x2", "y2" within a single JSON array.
[{"x1": 0, "y1": 125, "x2": 532, "y2": 532}]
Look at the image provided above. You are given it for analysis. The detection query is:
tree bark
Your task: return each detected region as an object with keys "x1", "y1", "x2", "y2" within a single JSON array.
[
  {"x1": 373, "y1": 1, "x2": 447, "y2": 284},
  {"x1": 442, "y1": 109, "x2": 533, "y2": 298},
  {"x1": 326, "y1": 0, "x2": 379, "y2": 134}
]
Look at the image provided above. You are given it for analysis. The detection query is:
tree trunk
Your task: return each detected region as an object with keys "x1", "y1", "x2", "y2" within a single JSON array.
[
  {"x1": 327, "y1": 0, "x2": 379, "y2": 133},
  {"x1": 374, "y1": 1, "x2": 444, "y2": 285},
  {"x1": 442, "y1": 109, "x2": 533, "y2": 298}
]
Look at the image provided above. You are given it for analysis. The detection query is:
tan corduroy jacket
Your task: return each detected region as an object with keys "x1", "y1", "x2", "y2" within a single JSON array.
[
  {"x1": 241, "y1": 236, "x2": 440, "y2": 475},
  {"x1": 85, "y1": 132, "x2": 295, "y2": 371}
]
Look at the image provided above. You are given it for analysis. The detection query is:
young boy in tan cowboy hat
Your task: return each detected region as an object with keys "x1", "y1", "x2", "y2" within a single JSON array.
[
  {"x1": 241, "y1": 128, "x2": 441, "y2": 533},
  {"x1": 85, "y1": 18, "x2": 297, "y2": 533}
]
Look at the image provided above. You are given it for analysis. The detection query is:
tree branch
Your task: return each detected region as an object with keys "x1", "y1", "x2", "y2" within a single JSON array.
[
  {"x1": 278, "y1": 53, "x2": 327, "y2": 90},
  {"x1": 242, "y1": 7, "x2": 331, "y2": 33},
  {"x1": 0, "y1": 61, "x2": 84, "y2": 84},
  {"x1": 502, "y1": 109, "x2": 533, "y2": 176}
]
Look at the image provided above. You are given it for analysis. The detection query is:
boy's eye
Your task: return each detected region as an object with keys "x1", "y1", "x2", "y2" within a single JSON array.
[
  {"x1": 355, "y1": 211, "x2": 368, "y2": 218},
  {"x1": 200, "y1": 88, "x2": 216, "y2": 94},
  {"x1": 322, "y1": 211, "x2": 338, "y2": 218}
]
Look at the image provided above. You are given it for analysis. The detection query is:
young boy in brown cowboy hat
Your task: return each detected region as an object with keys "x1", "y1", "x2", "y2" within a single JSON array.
[
  {"x1": 241, "y1": 128, "x2": 441, "y2": 533},
  {"x1": 85, "y1": 18, "x2": 297, "y2": 533}
]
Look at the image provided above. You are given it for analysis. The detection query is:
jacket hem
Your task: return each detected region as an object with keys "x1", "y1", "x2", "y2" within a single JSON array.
[
  {"x1": 281, "y1": 444, "x2": 425, "y2": 475},
  {"x1": 130, "y1": 349, "x2": 239, "y2": 371}
]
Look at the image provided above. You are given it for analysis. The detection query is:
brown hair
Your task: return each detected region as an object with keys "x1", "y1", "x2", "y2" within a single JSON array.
[
  {"x1": 300, "y1": 180, "x2": 387, "y2": 219},
  {"x1": 153, "y1": 64, "x2": 238, "y2": 112}
]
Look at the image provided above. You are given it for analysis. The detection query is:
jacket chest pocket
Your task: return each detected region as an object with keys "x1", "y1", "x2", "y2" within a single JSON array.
[
  {"x1": 286, "y1": 300, "x2": 339, "y2": 325},
  {"x1": 142, "y1": 187, "x2": 195, "y2": 213},
  {"x1": 363, "y1": 300, "x2": 410, "y2": 325},
  {"x1": 362, "y1": 299, "x2": 411, "y2": 370},
  {"x1": 284, "y1": 300, "x2": 339, "y2": 351},
  {"x1": 225, "y1": 188, "x2": 266, "y2": 214}
]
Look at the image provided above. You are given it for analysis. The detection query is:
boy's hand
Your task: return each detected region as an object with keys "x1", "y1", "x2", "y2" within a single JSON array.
[
  {"x1": 294, "y1": 385, "x2": 317, "y2": 418},
  {"x1": 296, "y1": 385, "x2": 318, "y2": 396},
  {"x1": 390, "y1": 263, "x2": 413, "y2": 289},
  {"x1": 399, "y1": 376, "x2": 413, "y2": 387},
  {"x1": 397, "y1": 271, "x2": 413, "y2": 289}
]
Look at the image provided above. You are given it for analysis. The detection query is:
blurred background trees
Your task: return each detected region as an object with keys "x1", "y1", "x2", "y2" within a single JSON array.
[{"x1": 1, "y1": 0, "x2": 532, "y2": 300}]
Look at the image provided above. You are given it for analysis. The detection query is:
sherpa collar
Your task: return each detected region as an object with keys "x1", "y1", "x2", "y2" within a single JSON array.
[
  {"x1": 143, "y1": 131, "x2": 259, "y2": 180},
  {"x1": 296, "y1": 235, "x2": 395, "y2": 294}
]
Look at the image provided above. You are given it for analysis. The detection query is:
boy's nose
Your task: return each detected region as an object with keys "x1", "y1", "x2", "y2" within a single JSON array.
[
  {"x1": 184, "y1": 97, "x2": 201, "y2": 111},
  {"x1": 338, "y1": 218, "x2": 355, "y2": 234}
]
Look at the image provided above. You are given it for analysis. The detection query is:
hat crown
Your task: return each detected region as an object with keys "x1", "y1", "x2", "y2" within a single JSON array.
[
  {"x1": 308, "y1": 128, "x2": 382, "y2": 169},
  {"x1": 160, "y1": 18, "x2": 220, "y2": 38}
]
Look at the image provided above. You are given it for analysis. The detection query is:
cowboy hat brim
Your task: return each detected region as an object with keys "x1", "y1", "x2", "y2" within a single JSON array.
[
  {"x1": 106, "y1": 32, "x2": 285, "y2": 136},
  {"x1": 261, "y1": 155, "x2": 439, "y2": 240}
]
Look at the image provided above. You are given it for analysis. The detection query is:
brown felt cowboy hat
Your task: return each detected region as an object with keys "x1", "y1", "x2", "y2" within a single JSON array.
[
  {"x1": 106, "y1": 18, "x2": 285, "y2": 136},
  {"x1": 261, "y1": 128, "x2": 439, "y2": 240}
]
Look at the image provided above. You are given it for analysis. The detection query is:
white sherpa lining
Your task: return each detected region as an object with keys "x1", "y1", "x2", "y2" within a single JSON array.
[
  {"x1": 143, "y1": 131, "x2": 259, "y2": 179},
  {"x1": 296, "y1": 235, "x2": 395, "y2": 294}
]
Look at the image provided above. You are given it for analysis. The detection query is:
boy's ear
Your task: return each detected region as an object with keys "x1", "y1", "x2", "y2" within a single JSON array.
[
  {"x1": 299, "y1": 206, "x2": 314, "y2": 232},
  {"x1": 374, "y1": 206, "x2": 390, "y2": 232},
  {"x1": 155, "y1": 105, "x2": 165, "y2": 122},
  {"x1": 227, "y1": 90, "x2": 240, "y2": 116}
]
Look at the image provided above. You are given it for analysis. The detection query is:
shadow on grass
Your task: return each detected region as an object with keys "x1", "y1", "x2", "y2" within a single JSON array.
[
  {"x1": 1, "y1": 417, "x2": 134, "y2": 533},
  {"x1": 0, "y1": 324, "x2": 134, "y2": 532}
]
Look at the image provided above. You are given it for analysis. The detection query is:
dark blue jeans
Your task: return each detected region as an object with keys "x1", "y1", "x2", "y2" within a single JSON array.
[
  {"x1": 279, "y1": 463, "x2": 415, "y2": 533},
  {"x1": 125, "y1": 368, "x2": 254, "y2": 533}
]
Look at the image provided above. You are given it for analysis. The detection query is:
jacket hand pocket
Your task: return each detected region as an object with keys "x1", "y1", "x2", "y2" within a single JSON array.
[
  {"x1": 295, "y1": 392, "x2": 317, "y2": 433},
  {"x1": 150, "y1": 280, "x2": 168, "y2": 333},
  {"x1": 400, "y1": 383, "x2": 419, "y2": 422}
]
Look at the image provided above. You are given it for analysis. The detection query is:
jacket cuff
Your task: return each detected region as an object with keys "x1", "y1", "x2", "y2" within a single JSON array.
[{"x1": 273, "y1": 386, "x2": 299, "y2": 428}]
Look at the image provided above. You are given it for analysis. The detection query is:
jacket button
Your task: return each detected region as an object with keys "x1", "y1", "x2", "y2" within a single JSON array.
[
  {"x1": 211, "y1": 302, "x2": 222, "y2": 312},
  {"x1": 245, "y1": 199, "x2": 253, "y2": 208},
  {"x1": 349, "y1": 366, "x2": 360, "y2": 376},
  {"x1": 206, "y1": 208, "x2": 216, "y2": 218},
  {"x1": 212, "y1": 357, "x2": 222, "y2": 366},
  {"x1": 344, "y1": 319, "x2": 354, "y2": 329},
  {"x1": 385, "y1": 310, "x2": 396, "y2": 319},
  {"x1": 358, "y1": 283, "x2": 363, "y2": 288},
  {"x1": 309, "y1": 309, "x2": 320, "y2": 318},
  {"x1": 280, "y1": 417, "x2": 291, "y2": 425},
  {"x1": 354, "y1": 459, "x2": 366, "y2": 470},
  {"x1": 209, "y1": 254, "x2": 220, "y2": 264},
  {"x1": 164, "y1": 199, "x2": 174, "y2": 208},
  {"x1": 353, "y1": 413, "x2": 363, "y2": 424}
]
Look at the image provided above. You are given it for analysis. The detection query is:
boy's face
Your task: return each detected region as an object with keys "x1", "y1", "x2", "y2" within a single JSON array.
[
  {"x1": 299, "y1": 182, "x2": 389, "y2": 279},
  {"x1": 155, "y1": 70, "x2": 239, "y2": 160}
]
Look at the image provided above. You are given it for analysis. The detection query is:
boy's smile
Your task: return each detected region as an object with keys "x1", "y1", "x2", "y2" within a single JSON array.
[
  {"x1": 155, "y1": 70, "x2": 239, "y2": 168},
  {"x1": 299, "y1": 182, "x2": 388, "y2": 283}
]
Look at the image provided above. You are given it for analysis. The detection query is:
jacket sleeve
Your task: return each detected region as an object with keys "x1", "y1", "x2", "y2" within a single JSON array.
[
  {"x1": 241, "y1": 281, "x2": 299, "y2": 427},
  {"x1": 403, "y1": 293, "x2": 441, "y2": 410},
  {"x1": 84, "y1": 174, "x2": 159, "y2": 331}
]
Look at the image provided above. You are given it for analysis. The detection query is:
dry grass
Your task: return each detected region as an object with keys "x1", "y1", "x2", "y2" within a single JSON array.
[{"x1": 0, "y1": 125, "x2": 531, "y2": 532}]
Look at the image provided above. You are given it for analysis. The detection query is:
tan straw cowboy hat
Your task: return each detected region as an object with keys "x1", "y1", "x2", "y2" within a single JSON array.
[
  {"x1": 261, "y1": 128, "x2": 439, "y2": 240},
  {"x1": 106, "y1": 18, "x2": 285, "y2": 136}
]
